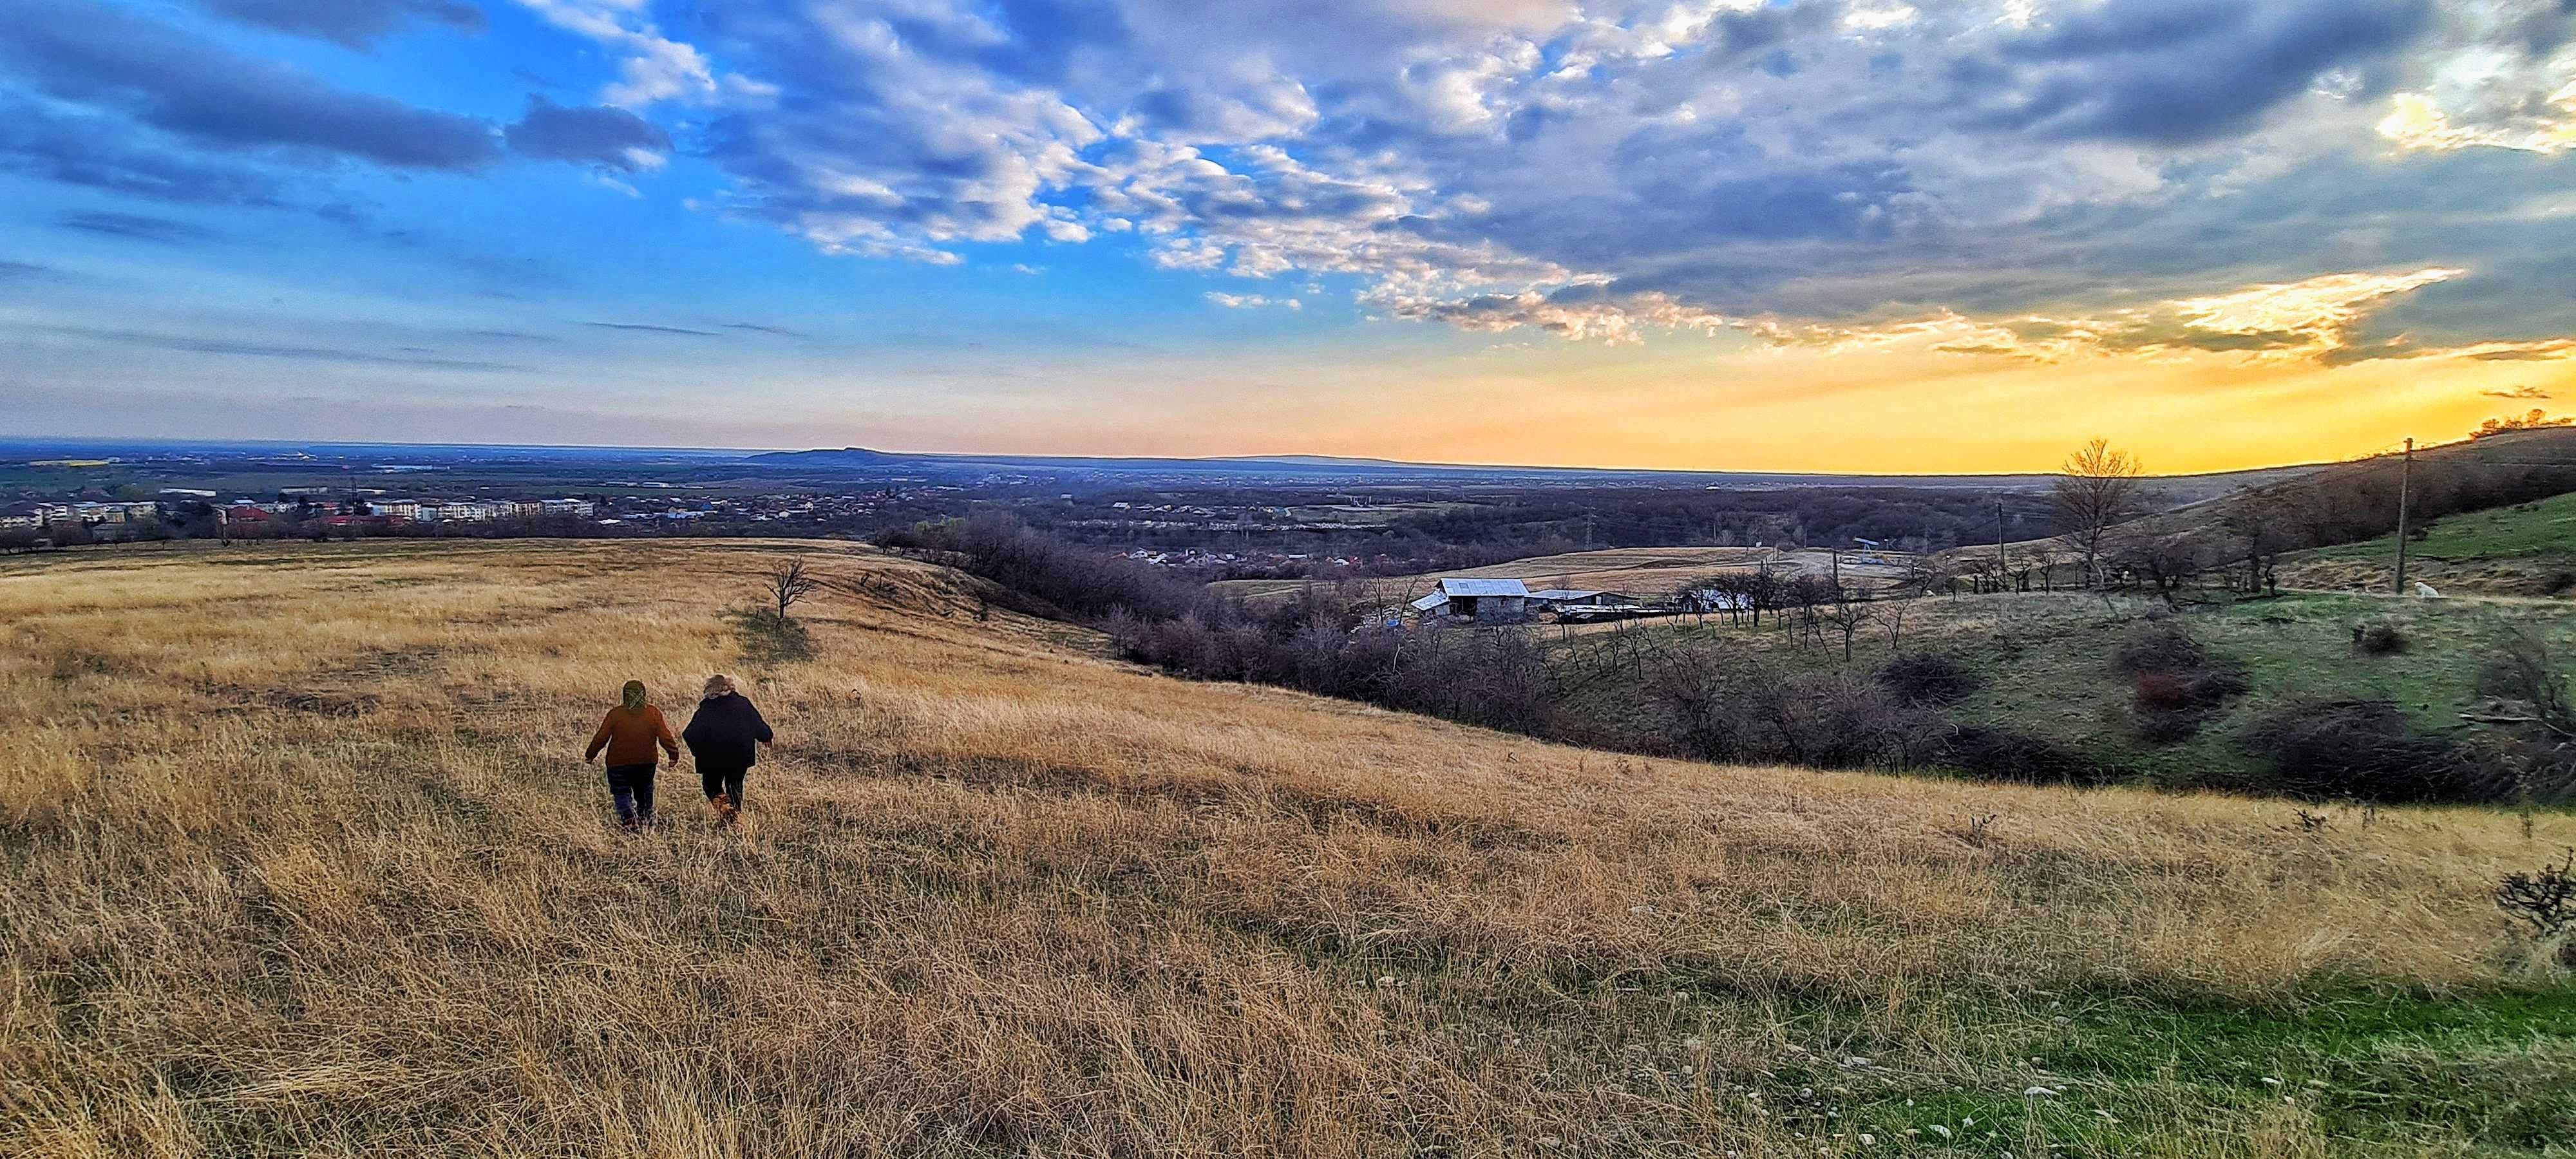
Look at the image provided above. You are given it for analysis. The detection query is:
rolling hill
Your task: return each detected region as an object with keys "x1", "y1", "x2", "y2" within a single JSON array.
[
  {"x1": 3, "y1": 540, "x2": 2571, "y2": 1154},
  {"x1": 2281, "y1": 490, "x2": 2576, "y2": 597}
]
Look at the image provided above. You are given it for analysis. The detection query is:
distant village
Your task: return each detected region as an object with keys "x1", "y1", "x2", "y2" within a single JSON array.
[{"x1": 0, "y1": 489, "x2": 598, "y2": 543}]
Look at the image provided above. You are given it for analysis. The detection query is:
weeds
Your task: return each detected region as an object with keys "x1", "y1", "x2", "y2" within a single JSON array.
[{"x1": 2496, "y1": 852, "x2": 2576, "y2": 968}]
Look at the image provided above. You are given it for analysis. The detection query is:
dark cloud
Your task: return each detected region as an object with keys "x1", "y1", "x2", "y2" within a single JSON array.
[
  {"x1": 722, "y1": 323, "x2": 810, "y2": 338},
  {"x1": 1975, "y1": 0, "x2": 2434, "y2": 146},
  {"x1": 504, "y1": 97, "x2": 671, "y2": 173},
  {"x1": 0, "y1": 259, "x2": 55, "y2": 280},
  {"x1": 35, "y1": 325, "x2": 529, "y2": 371},
  {"x1": 55, "y1": 211, "x2": 223, "y2": 245},
  {"x1": 198, "y1": 0, "x2": 486, "y2": 48},
  {"x1": 584, "y1": 321, "x2": 725, "y2": 337},
  {"x1": 0, "y1": 97, "x2": 287, "y2": 206},
  {"x1": 0, "y1": 0, "x2": 500, "y2": 170},
  {"x1": 2482, "y1": 385, "x2": 2553, "y2": 398}
]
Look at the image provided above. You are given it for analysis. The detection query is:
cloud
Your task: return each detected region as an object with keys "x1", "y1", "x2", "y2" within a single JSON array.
[
  {"x1": 0, "y1": 259, "x2": 56, "y2": 281},
  {"x1": 34, "y1": 324, "x2": 529, "y2": 371},
  {"x1": 504, "y1": 97, "x2": 670, "y2": 172},
  {"x1": 198, "y1": 0, "x2": 486, "y2": 48},
  {"x1": 558, "y1": 0, "x2": 2568, "y2": 361},
  {"x1": 55, "y1": 211, "x2": 224, "y2": 245},
  {"x1": 0, "y1": 0, "x2": 502, "y2": 170},
  {"x1": 2374, "y1": 1, "x2": 2576, "y2": 154},
  {"x1": 1971, "y1": 0, "x2": 2432, "y2": 146},
  {"x1": 0, "y1": 96, "x2": 290, "y2": 206},
  {"x1": 721, "y1": 322, "x2": 809, "y2": 337},
  {"x1": 583, "y1": 321, "x2": 724, "y2": 336},
  {"x1": 1204, "y1": 291, "x2": 1302, "y2": 310},
  {"x1": 1882, "y1": 267, "x2": 2575, "y2": 367},
  {"x1": 12, "y1": 0, "x2": 2571, "y2": 368},
  {"x1": 2482, "y1": 384, "x2": 2554, "y2": 399},
  {"x1": 509, "y1": 0, "x2": 728, "y2": 106}
]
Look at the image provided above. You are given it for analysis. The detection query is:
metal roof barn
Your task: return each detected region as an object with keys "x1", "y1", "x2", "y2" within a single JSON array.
[{"x1": 1437, "y1": 578, "x2": 1531, "y2": 597}]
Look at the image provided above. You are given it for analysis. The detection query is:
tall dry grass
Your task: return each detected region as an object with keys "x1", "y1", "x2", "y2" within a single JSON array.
[{"x1": 1, "y1": 540, "x2": 2566, "y2": 1156}]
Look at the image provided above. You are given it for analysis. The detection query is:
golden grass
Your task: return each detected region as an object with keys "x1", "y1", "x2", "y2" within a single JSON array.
[{"x1": 1, "y1": 539, "x2": 2567, "y2": 1156}]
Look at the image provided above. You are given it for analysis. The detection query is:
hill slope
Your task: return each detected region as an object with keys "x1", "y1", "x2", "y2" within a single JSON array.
[
  {"x1": 3, "y1": 540, "x2": 2571, "y2": 1154},
  {"x1": 2281, "y1": 491, "x2": 2576, "y2": 596}
]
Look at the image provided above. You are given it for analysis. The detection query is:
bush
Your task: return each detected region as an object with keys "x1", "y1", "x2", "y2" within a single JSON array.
[
  {"x1": 2353, "y1": 621, "x2": 2408, "y2": 655},
  {"x1": 2115, "y1": 623, "x2": 2210, "y2": 675},
  {"x1": 1649, "y1": 650, "x2": 1941, "y2": 769},
  {"x1": 1937, "y1": 726, "x2": 2103, "y2": 786},
  {"x1": 1875, "y1": 652, "x2": 1981, "y2": 705},
  {"x1": 2240, "y1": 699, "x2": 2501, "y2": 803},
  {"x1": 2116, "y1": 623, "x2": 2248, "y2": 742}
]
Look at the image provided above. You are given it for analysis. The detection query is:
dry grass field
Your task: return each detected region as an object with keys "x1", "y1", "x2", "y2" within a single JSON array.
[{"x1": 4, "y1": 539, "x2": 2571, "y2": 1156}]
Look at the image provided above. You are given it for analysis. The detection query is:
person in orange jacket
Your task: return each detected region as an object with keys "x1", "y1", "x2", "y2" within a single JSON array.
[{"x1": 586, "y1": 680, "x2": 679, "y2": 830}]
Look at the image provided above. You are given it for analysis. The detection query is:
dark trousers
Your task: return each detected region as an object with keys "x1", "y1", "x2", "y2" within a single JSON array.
[
  {"x1": 606, "y1": 762, "x2": 657, "y2": 824},
  {"x1": 699, "y1": 762, "x2": 748, "y2": 807}
]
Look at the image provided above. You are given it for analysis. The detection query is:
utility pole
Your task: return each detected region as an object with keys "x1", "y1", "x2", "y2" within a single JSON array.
[
  {"x1": 1995, "y1": 495, "x2": 2007, "y2": 583},
  {"x1": 2394, "y1": 437, "x2": 2413, "y2": 595}
]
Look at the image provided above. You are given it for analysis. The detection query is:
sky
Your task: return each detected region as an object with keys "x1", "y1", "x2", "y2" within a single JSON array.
[{"x1": 3, "y1": 0, "x2": 2574, "y2": 474}]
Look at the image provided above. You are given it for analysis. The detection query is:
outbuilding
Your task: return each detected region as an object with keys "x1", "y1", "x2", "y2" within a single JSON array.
[{"x1": 1424, "y1": 578, "x2": 1531, "y2": 622}]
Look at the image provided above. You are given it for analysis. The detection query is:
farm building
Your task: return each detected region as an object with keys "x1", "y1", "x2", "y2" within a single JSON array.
[
  {"x1": 1526, "y1": 589, "x2": 1630, "y2": 610},
  {"x1": 1410, "y1": 578, "x2": 1532, "y2": 622}
]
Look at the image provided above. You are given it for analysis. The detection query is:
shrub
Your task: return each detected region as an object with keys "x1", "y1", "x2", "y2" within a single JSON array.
[
  {"x1": 1937, "y1": 726, "x2": 2103, "y2": 786},
  {"x1": 2240, "y1": 699, "x2": 2501, "y2": 803},
  {"x1": 2354, "y1": 621, "x2": 2408, "y2": 655},
  {"x1": 2496, "y1": 853, "x2": 2576, "y2": 968},
  {"x1": 1648, "y1": 650, "x2": 1942, "y2": 769},
  {"x1": 2116, "y1": 623, "x2": 2248, "y2": 742},
  {"x1": 1875, "y1": 652, "x2": 1981, "y2": 705},
  {"x1": 2115, "y1": 623, "x2": 2210, "y2": 675}
]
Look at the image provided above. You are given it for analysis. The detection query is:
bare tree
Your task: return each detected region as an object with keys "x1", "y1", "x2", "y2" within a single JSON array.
[
  {"x1": 1877, "y1": 598, "x2": 1912, "y2": 654},
  {"x1": 1818, "y1": 596, "x2": 1875, "y2": 665},
  {"x1": 2054, "y1": 438, "x2": 2145, "y2": 587},
  {"x1": 765, "y1": 556, "x2": 822, "y2": 623}
]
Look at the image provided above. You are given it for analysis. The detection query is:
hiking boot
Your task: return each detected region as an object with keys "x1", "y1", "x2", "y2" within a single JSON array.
[{"x1": 711, "y1": 793, "x2": 739, "y2": 826}]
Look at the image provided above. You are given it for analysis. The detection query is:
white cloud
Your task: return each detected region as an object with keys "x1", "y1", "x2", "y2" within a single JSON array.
[
  {"x1": 1205, "y1": 291, "x2": 1302, "y2": 310},
  {"x1": 574, "y1": 0, "x2": 2576, "y2": 353}
]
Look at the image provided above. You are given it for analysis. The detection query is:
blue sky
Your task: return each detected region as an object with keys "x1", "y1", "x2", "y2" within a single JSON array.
[{"x1": 5, "y1": 0, "x2": 2574, "y2": 471}]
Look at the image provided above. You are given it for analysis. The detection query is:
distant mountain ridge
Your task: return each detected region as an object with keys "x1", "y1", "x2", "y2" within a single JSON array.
[{"x1": 743, "y1": 445, "x2": 2330, "y2": 494}]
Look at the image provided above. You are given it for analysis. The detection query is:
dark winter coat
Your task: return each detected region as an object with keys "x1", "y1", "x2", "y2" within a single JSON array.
[{"x1": 682, "y1": 692, "x2": 772, "y2": 771}]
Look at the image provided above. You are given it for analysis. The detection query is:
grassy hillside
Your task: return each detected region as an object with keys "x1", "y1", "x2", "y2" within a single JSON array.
[
  {"x1": 4, "y1": 540, "x2": 2573, "y2": 1156},
  {"x1": 2281, "y1": 492, "x2": 2576, "y2": 597},
  {"x1": 1546, "y1": 588, "x2": 2576, "y2": 795}
]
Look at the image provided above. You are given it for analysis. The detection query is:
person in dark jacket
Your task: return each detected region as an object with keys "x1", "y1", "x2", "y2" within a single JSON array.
[{"x1": 682, "y1": 674, "x2": 772, "y2": 825}]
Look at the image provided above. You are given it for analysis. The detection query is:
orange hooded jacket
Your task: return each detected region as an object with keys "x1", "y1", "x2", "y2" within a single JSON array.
[{"x1": 586, "y1": 705, "x2": 679, "y2": 767}]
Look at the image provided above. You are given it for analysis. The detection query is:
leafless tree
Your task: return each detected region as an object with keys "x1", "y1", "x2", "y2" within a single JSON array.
[
  {"x1": 765, "y1": 556, "x2": 822, "y2": 623},
  {"x1": 1877, "y1": 598, "x2": 1912, "y2": 655},
  {"x1": 1818, "y1": 596, "x2": 1875, "y2": 665},
  {"x1": 2054, "y1": 438, "x2": 2145, "y2": 587},
  {"x1": 2217, "y1": 487, "x2": 2298, "y2": 594},
  {"x1": 2023, "y1": 540, "x2": 2069, "y2": 592}
]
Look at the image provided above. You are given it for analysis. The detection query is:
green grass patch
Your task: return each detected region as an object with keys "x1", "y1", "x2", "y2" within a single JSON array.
[
  {"x1": 2312, "y1": 492, "x2": 2576, "y2": 565},
  {"x1": 1852, "y1": 987, "x2": 2576, "y2": 1154},
  {"x1": 1540, "y1": 590, "x2": 2576, "y2": 796}
]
